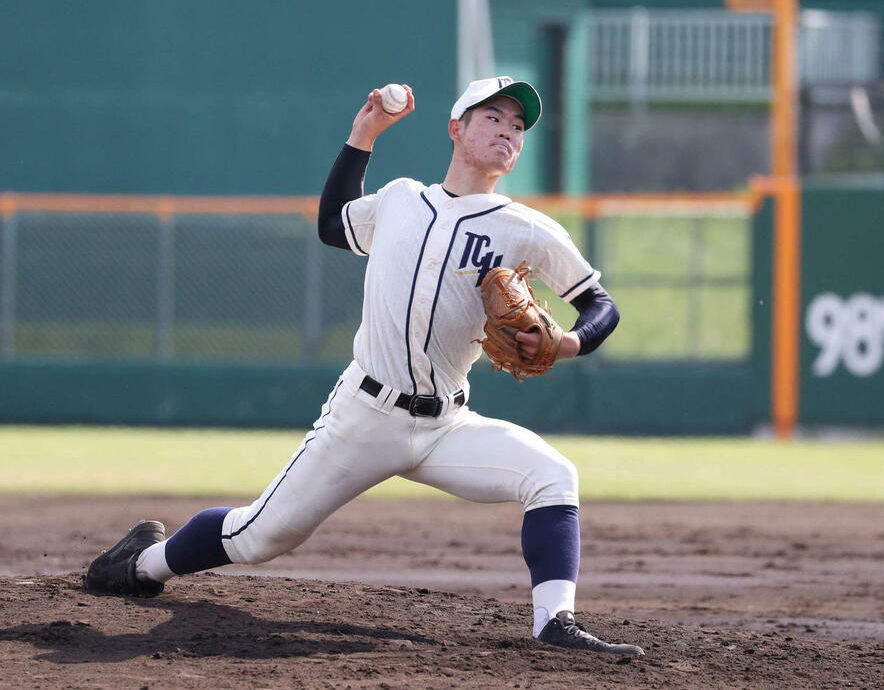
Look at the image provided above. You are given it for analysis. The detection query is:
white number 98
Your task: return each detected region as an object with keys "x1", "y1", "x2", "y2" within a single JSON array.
[{"x1": 805, "y1": 293, "x2": 884, "y2": 377}]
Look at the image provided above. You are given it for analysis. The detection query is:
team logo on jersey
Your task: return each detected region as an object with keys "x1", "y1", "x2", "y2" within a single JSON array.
[{"x1": 456, "y1": 232, "x2": 503, "y2": 286}]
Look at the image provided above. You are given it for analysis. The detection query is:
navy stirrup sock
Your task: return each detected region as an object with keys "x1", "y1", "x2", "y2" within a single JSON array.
[
  {"x1": 164, "y1": 507, "x2": 234, "y2": 575},
  {"x1": 521, "y1": 504, "x2": 580, "y2": 587}
]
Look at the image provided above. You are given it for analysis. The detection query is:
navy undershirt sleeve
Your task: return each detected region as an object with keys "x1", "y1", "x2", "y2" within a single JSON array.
[
  {"x1": 317, "y1": 143, "x2": 372, "y2": 249},
  {"x1": 568, "y1": 282, "x2": 620, "y2": 356}
]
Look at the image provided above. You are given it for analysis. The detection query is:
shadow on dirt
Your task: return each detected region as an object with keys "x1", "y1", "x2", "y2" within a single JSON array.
[{"x1": 0, "y1": 596, "x2": 434, "y2": 663}]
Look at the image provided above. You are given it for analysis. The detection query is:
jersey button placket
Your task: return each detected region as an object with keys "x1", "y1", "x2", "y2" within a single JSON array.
[{"x1": 410, "y1": 221, "x2": 448, "y2": 391}]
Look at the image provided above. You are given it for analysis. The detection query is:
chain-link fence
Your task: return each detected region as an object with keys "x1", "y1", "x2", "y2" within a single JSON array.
[
  {"x1": 0, "y1": 193, "x2": 755, "y2": 367},
  {"x1": 0, "y1": 197, "x2": 366, "y2": 364},
  {"x1": 525, "y1": 196, "x2": 755, "y2": 363},
  {"x1": 593, "y1": 208, "x2": 752, "y2": 361}
]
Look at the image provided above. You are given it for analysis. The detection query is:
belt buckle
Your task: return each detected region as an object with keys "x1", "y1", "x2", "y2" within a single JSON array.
[{"x1": 408, "y1": 394, "x2": 442, "y2": 417}]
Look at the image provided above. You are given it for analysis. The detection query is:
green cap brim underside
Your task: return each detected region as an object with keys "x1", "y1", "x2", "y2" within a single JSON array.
[{"x1": 469, "y1": 82, "x2": 542, "y2": 130}]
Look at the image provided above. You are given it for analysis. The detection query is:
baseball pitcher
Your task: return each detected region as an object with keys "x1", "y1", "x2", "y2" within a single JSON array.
[{"x1": 85, "y1": 77, "x2": 643, "y2": 655}]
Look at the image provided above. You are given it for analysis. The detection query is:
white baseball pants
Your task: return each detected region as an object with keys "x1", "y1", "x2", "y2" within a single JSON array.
[{"x1": 221, "y1": 361, "x2": 579, "y2": 565}]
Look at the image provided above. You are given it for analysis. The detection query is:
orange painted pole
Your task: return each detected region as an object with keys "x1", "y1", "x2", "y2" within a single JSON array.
[
  {"x1": 770, "y1": 0, "x2": 801, "y2": 438},
  {"x1": 771, "y1": 0, "x2": 798, "y2": 178},
  {"x1": 772, "y1": 178, "x2": 801, "y2": 438}
]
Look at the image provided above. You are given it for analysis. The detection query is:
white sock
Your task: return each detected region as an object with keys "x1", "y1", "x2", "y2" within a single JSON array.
[
  {"x1": 135, "y1": 540, "x2": 175, "y2": 584},
  {"x1": 532, "y1": 579, "x2": 576, "y2": 638}
]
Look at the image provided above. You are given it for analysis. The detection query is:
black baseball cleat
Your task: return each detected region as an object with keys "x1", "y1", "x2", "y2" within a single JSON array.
[
  {"x1": 85, "y1": 520, "x2": 166, "y2": 598},
  {"x1": 537, "y1": 611, "x2": 645, "y2": 655}
]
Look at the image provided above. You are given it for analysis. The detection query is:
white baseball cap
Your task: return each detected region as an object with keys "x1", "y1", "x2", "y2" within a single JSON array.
[{"x1": 450, "y1": 76, "x2": 542, "y2": 130}]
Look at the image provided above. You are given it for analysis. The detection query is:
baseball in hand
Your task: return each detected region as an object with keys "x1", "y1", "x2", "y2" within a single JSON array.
[{"x1": 380, "y1": 83, "x2": 408, "y2": 114}]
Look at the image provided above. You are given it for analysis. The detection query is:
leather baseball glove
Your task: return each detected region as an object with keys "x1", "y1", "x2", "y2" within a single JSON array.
[{"x1": 475, "y1": 261, "x2": 564, "y2": 381}]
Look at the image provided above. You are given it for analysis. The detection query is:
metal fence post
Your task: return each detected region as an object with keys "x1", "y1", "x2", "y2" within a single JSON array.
[
  {"x1": 0, "y1": 211, "x2": 17, "y2": 358},
  {"x1": 155, "y1": 211, "x2": 175, "y2": 360},
  {"x1": 687, "y1": 216, "x2": 706, "y2": 357},
  {"x1": 304, "y1": 224, "x2": 322, "y2": 360}
]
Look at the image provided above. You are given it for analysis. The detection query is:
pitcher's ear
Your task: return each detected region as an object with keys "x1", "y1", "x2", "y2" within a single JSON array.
[{"x1": 448, "y1": 118, "x2": 461, "y2": 142}]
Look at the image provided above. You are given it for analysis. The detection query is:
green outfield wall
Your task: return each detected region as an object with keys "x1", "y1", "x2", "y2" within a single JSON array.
[
  {"x1": 3, "y1": 184, "x2": 880, "y2": 434},
  {"x1": 0, "y1": 358, "x2": 754, "y2": 435},
  {"x1": 796, "y1": 184, "x2": 884, "y2": 425},
  {"x1": 752, "y1": 183, "x2": 884, "y2": 429},
  {"x1": 0, "y1": 1, "x2": 456, "y2": 196}
]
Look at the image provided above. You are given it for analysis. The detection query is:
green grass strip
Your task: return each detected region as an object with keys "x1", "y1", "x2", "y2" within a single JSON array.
[{"x1": 1, "y1": 425, "x2": 881, "y2": 501}]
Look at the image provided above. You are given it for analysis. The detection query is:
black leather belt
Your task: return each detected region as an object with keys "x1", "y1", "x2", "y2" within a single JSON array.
[{"x1": 359, "y1": 375, "x2": 465, "y2": 418}]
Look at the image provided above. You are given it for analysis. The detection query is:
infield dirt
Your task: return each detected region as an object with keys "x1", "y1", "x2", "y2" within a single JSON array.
[{"x1": 2, "y1": 496, "x2": 883, "y2": 689}]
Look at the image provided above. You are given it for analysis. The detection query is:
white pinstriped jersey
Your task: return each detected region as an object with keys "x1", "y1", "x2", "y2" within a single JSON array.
[{"x1": 342, "y1": 178, "x2": 600, "y2": 398}]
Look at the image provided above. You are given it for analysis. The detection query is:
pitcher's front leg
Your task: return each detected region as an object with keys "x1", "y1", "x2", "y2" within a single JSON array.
[{"x1": 405, "y1": 410, "x2": 643, "y2": 654}]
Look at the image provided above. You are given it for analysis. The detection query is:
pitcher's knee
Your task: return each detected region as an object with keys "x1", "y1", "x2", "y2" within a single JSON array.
[
  {"x1": 523, "y1": 457, "x2": 580, "y2": 511},
  {"x1": 226, "y1": 528, "x2": 309, "y2": 565},
  {"x1": 551, "y1": 458, "x2": 580, "y2": 498},
  {"x1": 222, "y1": 506, "x2": 311, "y2": 565}
]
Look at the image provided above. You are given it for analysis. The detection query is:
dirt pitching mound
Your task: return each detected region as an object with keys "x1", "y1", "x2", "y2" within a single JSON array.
[{"x1": 2, "y1": 573, "x2": 882, "y2": 690}]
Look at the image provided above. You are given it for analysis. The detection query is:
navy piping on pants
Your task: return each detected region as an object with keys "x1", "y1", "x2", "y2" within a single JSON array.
[{"x1": 222, "y1": 379, "x2": 344, "y2": 541}]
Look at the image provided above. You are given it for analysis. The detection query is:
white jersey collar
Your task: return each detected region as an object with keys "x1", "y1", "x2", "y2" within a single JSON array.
[{"x1": 425, "y1": 183, "x2": 512, "y2": 213}]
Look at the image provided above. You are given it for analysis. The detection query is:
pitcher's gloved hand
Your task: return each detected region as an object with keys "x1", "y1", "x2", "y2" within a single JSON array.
[{"x1": 475, "y1": 261, "x2": 563, "y2": 382}]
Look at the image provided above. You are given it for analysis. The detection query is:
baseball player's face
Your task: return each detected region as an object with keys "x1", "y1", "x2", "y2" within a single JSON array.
[{"x1": 458, "y1": 96, "x2": 525, "y2": 176}]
